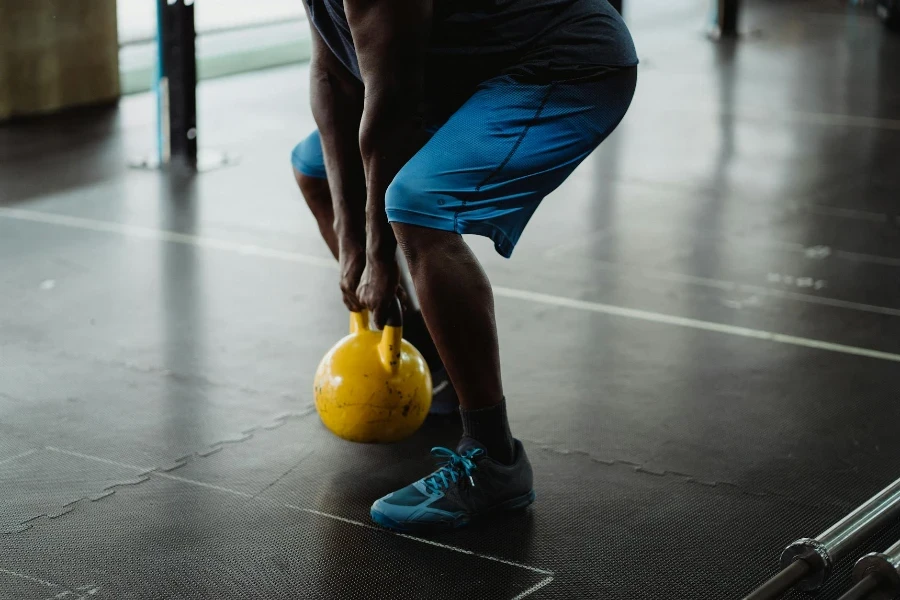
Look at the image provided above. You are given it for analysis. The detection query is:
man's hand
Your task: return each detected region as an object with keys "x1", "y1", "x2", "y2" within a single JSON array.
[
  {"x1": 338, "y1": 242, "x2": 367, "y2": 312},
  {"x1": 356, "y1": 254, "x2": 400, "y2": 328}
]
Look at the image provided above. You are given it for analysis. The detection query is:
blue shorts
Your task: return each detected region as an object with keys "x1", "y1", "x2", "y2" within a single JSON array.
[{"x1": 292, "y1": 67, "x2": 637, "y2": 257}]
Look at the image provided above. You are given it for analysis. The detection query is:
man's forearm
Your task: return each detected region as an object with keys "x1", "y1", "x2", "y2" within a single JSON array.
[
  {"x1": 359, "y1": 96, "x2": 427, "y2": 261},
  {"x1": 346, "y1": 0, "x2": 431, "y2": 263},
  {"x1": 309, "y1": 55, "x2": 366, "y2": 246}
]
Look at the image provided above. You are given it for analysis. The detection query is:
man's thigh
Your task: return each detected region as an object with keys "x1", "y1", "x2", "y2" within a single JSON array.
[{"x1": 385, "y1": 67, "x2": 638, "y2": 258}]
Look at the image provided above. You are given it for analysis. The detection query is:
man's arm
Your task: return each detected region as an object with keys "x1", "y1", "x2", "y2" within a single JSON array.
[
  {"x1": 345, "y1": 0, "x2": 432, "y2": 324},
  {"x1": 305, "y1": 14, "x2": 369, "y2": 310}
]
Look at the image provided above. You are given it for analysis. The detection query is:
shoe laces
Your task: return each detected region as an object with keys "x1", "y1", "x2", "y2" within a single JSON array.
[{"x1": 423, "y1": 447, "x2": 484, "y2": 494}]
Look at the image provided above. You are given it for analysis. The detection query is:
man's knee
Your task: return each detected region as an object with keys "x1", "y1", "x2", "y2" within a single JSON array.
[
  {"x1": 388, "y1": 172, "x2": 425, "y2": 258},
  {"x1": 291, "y1": 132, "x2": 327, "y2": 179},
  {"x1": 393, "y1": 221, "x2": 463, "y2": 269},
  {"x1": 392, "y1": 222, "x2": 423, "y2": 265},
  {"x1": 388, "y1": 171, "x2": 463, "y2": 260}
]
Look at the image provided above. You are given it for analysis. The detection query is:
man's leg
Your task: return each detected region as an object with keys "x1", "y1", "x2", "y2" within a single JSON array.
[
  {"x1": 393, "y1": 224, "x2": 513, "y2": 460},
  {"x1": 370, "y1": 67, "x2": 637, "y2": 532},
  {"x1": 291, "y1": 129, "x2": 339, "y2": 259},
  {"x1": 294, "y1": 168, "x2": 339, "y2": 259}
]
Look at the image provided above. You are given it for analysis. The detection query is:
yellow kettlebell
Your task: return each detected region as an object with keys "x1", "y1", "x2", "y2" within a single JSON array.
[{"x1": 314, "y1": 300, "x2": 432, "y2": 443}]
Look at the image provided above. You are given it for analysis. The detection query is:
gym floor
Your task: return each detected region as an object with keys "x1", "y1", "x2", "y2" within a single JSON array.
[{"x1": 3, "y1": 1, "x2": 900, "y2": 598}]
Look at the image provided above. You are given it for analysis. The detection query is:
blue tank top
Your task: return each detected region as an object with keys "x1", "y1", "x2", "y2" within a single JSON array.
[{"x1": 306, "y1": 0, "x2": 638, "y2": 115}]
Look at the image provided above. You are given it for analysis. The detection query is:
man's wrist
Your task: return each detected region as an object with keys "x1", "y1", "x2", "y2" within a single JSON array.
[
  {"x1": 335, "y1": 216, "x2": 364, "y2": 246},
  {"x1": 337, "y1": 233, "x2": 365, "y2": 257},
  {"x1": 365, "y1": 202, "x2": 397, "y2": 262},
  {"x1": 366, "y1": 240, "x2": 396, "y2": 264}
]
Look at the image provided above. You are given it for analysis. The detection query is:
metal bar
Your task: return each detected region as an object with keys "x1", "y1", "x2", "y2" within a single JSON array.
[
  {"x1": 779, "y1": 476, "x2": 900, "y2": 592},
  {"x1": 837, "y1": 574, "x2": 881, "y2": 600},
  {"x1": 120, "y1": 15, "x2": 306, "y2": 48},
  {"x1": 850, "y1": 538, "x2": 900, "y2": 600},
  {"x1": 879, "y1": 537, "x2": 900, "y2": 562},
  {"x1": 820, "y1": 489, "x2": 900, "y2": 556},
  {"x1": 741, "y1": 559, "x2": 809, "y2": 600},
  {"x1": 717, "y1": 0, "x2": 740, "y2": 37},
  {"x1": 154, "y1": 0, "x2": 166, "y2": 165},
  {"x1": 156, "y1": 0, "x2": 198, "y2": 168},
  {"x1": 742, "y1": 476, "x2": 900, "y2": 599},
  {"x1": 877, "y1": 0, "x2": 900, "y2": 31}
]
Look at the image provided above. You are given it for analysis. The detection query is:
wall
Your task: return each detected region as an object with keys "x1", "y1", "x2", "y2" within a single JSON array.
[{"x1": 0, "y1": 0, "x2": 119, "y2": 121}]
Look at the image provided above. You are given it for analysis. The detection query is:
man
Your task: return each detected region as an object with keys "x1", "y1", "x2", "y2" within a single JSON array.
[{"x1": 291, "y1": 0, "x2": 637, "y2": 533}]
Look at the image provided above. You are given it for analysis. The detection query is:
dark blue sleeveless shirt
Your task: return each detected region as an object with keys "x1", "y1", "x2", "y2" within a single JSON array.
[{"x1": 306, "y1": 0, "x2": 638, "y2": 115}]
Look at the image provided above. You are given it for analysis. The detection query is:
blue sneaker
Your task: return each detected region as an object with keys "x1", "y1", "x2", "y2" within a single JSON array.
[{"x1": 370, "y1": 439, "x2": 535, "y2": 533}]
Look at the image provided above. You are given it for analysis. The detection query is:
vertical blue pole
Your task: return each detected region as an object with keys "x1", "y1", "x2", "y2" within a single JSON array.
[
  {"x1": 710, "y1": 0, "x2": 740, "y2": 37},
  {"x1": 155, "y1": 0, "x2": 167, "y2": 165},
  {"x1": 154, "y1": 0, "x2": 198, "y2": 168}
]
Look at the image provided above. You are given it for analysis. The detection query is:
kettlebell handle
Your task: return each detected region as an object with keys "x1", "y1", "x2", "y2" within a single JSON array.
[
  {"x1": 348, "y1": 298, "x2": 403, "y2": 375},
  {"x1": 384, "y1": 296, "x2": 403, "y2": 328},
  {"x1": 349, "y1": 311, "x2": 369, "y2": 334},
  {"x1": 348, "y1": 298, "x2": 403, "y2": 332}
]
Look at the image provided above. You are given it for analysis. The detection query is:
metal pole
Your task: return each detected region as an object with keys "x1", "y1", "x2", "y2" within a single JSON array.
[
  {"x1": 718, "y1": 0, "x2": 740, "y2": 36},
  {"x1": 709, "y1": 0, "x2": 740, "y2": 39},
  {"x1": 838, "y1": 575, "x2": 893, "y2": 600},
  {"x1": 122, "y1": 15, "x2": 307, "y2": 47},
  {"x1": 848, "y1": 537, "x2": 900, "y2": 600},
  {"x1": 156, "y1": 0, "x2": 198, "y2": 169},
  {"x1": 838, "y1": 575, "x2": 883, "y2": 600},
  {"x1": 782, "y1": 477, "x2": 900, "y2": 591},
  {"x1": 877, "y1": 0, "x2": 900, "y2": 31},
  {"x1": 741, "y1": 560, "x2": 809, "y2": 600},
  {"x1": 154, "y1": 0, "x2": 167, "y2": 166},
  {"x1": 741, "y1": 476, "x2": 900, "y2": 600}
]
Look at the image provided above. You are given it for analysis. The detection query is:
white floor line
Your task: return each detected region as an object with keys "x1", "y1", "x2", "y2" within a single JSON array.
[
  {"x1": 0, "y1": 559, "x2": 100, "y2": 598},
  {"x1": 45, "y1": 447, "x2": 150, "y2": 472},
  {"x1": 44, "y1": 446, "x2": 555, "y2": 580},
  {"x1": 543, "y1": 249, "x2": 900, "y2": 318},
  {"x1": 392, "y1": 533, "x2": 553, "y2": 575},
  {"x1": 285, "y1": 505, "x2": 376, "y2": 530},
  {"x1": 152, "y1": 472, "x2": 256, "y2": 498},
  {"x1": 0, "y1": 567, "x2": 59, "y2": 588},
  {"x1": 510, "y1": 576, "x2": 555, "y2": 600},
  {"x1": 785, "y1": 109, "x2": 900, "y2": 131},
  {"x1": 5, "y1": 206, "x2": 900, "y2": 364},
  {"x1": 44, "y1": 447, "x2": 253, "y2": 497},
  {"x1": 836, "y1": 248, "x2": 900, "y2": 268},
  {"x1": 43, "y1": 584, "x2": 101, "y2": 600},
  {"x1": 286, "y1": 505, "x2": 553, "y2": 576},
  {"x1": 0, "y1": 449, "x2": 38, "y2": 466},
  {"x1": 0, "y1": 207, "x2": 337, "y2": 271},
  {"x1": 742, "y1": 285, "x2": 900, "y2": 318},
  {"x1": 709, "y1": 106, "x2": 900, "y2": 132},
  {"x1": 493, "y1": 286, "x2": 900, "y2": 363}
]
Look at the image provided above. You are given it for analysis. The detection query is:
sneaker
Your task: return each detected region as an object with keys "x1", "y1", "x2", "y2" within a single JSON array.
[
  {"x1": 370, "y1": 439, "x2": 535, "y2": 533},
  {"x1": 428, "y1": 367, "x2": 459, "y2": 416}
]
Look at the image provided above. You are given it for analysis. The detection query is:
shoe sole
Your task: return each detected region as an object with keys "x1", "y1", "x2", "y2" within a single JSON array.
[{"x1": 371, "y1": 489, "x2": 536, "y2": 534}]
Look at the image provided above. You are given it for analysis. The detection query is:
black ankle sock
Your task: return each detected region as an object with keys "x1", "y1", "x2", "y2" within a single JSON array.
[
  {"x1": 403, "y1": 309, "x2": 443, "y2": 372},
  {"x1": 459, "y1": 398, "x2": 515, "y2": 465}
]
